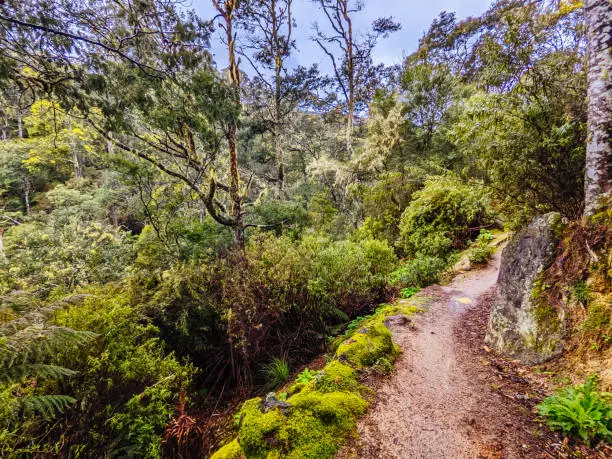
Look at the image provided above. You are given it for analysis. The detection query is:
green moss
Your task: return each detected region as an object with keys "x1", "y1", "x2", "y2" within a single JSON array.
[
  {"x1": 550, "y1": 212, "x2": 564, "y2": 239},
  {"x1": 289, "y1": 391, "x2": 367, "y2": 426},
  {"x1": 530, "y1": 274, "x2": 550, "y2": 302},
  {"x1": 532, "y1": 303, "x2": 563, "y2": 354},
  {"x1": 534, "y1": 303, "x2": 561, "y2": 334},
  {"x1": 315, "y1": 361, "x2": 359, "y2": 393},
  {"x1": 372, "y1": 357, "x2": 393, "y2": 375},
  {"x1": 336, "y1": 320, "x2": 397, "y2": 369},
  {"x1": 237, "y1": 399, "x2": 284, "y2": 457},
  {"x1": 277, "y1": 411, "x2": 338, "y2": 459},
  {"x1": 210, "y1": 439, "x2": 244, "y2": 459}
]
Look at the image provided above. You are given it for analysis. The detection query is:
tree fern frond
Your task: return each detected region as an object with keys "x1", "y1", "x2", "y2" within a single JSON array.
[
  {"x1": 0, "y1": 325, "x2": 98, "y2": 371},
  {"x1": 0, "y1": 364, "x2": 77, "y2": 384},
  {"x1": 0, "y1": 293, "x2": 95, "y2": 336},
  {"x1": 19, "y1": 395, "x2": 77, "y2": 421}
]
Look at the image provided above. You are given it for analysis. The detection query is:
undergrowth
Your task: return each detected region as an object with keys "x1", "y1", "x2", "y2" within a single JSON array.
[
  {"x1": 261, "y1": 358, "x2": 290, "y2": 389},
  {"x1": 537, "y1": 376, "x2": 612, "y2": 446},
  {"x1": 210, "y1": 298, "x2": 423, "y2": 458}
]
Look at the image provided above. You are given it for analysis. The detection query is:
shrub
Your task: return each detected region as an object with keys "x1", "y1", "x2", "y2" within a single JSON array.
[
  {"x1": 537, "y1": 376, "x2": 612, "y2": 446},
  {"x1": 400, "y1": 287, "x2": 420, "y2": 299},
  {"x1": 52, "y1": 287, "x2": 193, "y2": 457},
  {"x1": 308, "y1": 238, "x2": 397, "y2": 316},
  {"x1": 468, "y1": 230, "x2": 495, "y2": 265},
  {"x1": 139, "y1": 233, "x2": 398, "y2": 395},
  {"x1": 389, "y1": 256, "x2": 447, "y2": 288},
  {"x1": 398, "y1": 177, "x2": 494, "y2": 261}
]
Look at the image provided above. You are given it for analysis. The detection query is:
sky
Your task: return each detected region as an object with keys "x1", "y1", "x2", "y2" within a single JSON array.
[{"x1": 192, "y1": 0, "x2": 493, "y2": 73}]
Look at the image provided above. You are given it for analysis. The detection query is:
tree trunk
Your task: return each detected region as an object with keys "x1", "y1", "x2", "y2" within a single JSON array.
[
  {"x1": 274, "y1": 44, "x2": 284, "y2": 197},
  {"x1": 343, "y1": 1, "x2": 355, "y2": 156},
  {"x1": 69, "y1": 116, "x2": 83, "y2": 179},
  {"x1": 0, "y1": 228, "x2": 7, "y2": 264},
  {"x1": 17, "y1": 112, "x2": 23, "y2": 138},
  {"x1": 225, "y1": 0, "x2": 245, "y2": 249},
  {"x1": 584, "y1": 0, "x2": 611, "y2": 216},
  {"x1": 24, "y1": 178, "x2": 31, "y2": 214}
]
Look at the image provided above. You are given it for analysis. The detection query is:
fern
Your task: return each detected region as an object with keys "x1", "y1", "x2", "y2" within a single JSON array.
[
  {"x1": 538, "y1": 376, "x2": 612, "y2": 446},
  {"x1": 0, "y1": 364, "x2": 77, "y2": 384},
  {"x1": 295, "y1": 368, "x2": 317, "y2": 384},
  {"x1": 0, "y1": 324, "x2": 98, "y2": 421},
  {"x1": 19, "y1": 395, "x2": 77, "y2": 421},
  {"x1": 0, "y1": 325, "x2": 98, "y2": 381}
]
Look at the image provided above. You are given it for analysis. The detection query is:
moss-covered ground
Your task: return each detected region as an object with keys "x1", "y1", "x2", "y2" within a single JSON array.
[{"x1": 210, "y1": 301, "x2": 421, "y2": 458}]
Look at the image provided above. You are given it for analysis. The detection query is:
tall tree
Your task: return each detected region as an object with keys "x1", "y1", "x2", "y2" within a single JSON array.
[
  {"x1": 312, "y1": 0, "x2": 400, "y2": 155},
  {"x1": 213, "y1": 0, "x2": 246, "y2": 247},
  {"x1": 584, "y1": 0, "x2": 611, "y2": 216},
  {"x1": 240, "y1": 0, "x2": 294, "y2": 196}
]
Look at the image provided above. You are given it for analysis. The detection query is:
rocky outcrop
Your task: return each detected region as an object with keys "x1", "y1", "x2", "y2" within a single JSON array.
[{"x1": 486, "y1": 213, "x2": 564, "y2": 364}]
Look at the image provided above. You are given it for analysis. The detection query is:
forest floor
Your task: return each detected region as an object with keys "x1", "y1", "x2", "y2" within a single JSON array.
[{"x1": 337, "y1": 249, "x2": 610, "y2": 459}]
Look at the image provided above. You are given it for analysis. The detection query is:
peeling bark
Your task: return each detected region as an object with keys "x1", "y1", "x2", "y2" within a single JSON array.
[{"x1": 584, "y1": 0, "x2": 612, "y2": 216}]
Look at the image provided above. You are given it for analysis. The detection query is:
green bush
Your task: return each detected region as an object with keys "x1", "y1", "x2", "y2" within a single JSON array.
[
  {"x1": 398, "y1": 177, "x2": 494, "y2": 261},
  {"x1": 468, "y1": 230, "x2": 495, "y2": 265},
  {"x1": 52, "y1": 287, "x2": 193, "y2": 457},
  {"x1": 136, "y1": 233, "x2": 398, "y2": 397},
  {"x1": 400, "y1": 287, "x2": 420, "y2": 299},
  {"x1": 389, "y1": 256, "x2": 447, "y2": 288},
  {"x1": 308, "y1": 238, "x2": 397, "y2": 316},
  {"x1": 537, "y1": 376, "x2": 612, "y2": 446}
]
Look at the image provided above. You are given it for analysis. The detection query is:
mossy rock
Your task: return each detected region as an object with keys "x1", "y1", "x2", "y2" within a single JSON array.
[
  {"x1": 315, "y1": 361, "x2": 359, "y2": 393},
  {"x1": 288, "y1": 391, "x2": 367, "y2": 426},
  {"x1": 210, "y1": 439, "x2": 244, "y2": 459},
  {"x1": 237, "y1": 399, "x2": 285, "y2": 457},
  {"x1": 276, "y1": 410, "x2": 341, "y2": 459},
  {"x1": 486, "y1": 212, "x2": 565, "y2": 364},
  {"x1": 336, "y1": 320, "x2": 397, "y2": 369}
]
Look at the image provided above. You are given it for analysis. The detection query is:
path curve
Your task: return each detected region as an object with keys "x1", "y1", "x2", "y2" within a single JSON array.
[{"x1": 338, "y1": 249, "x2": 546, "y2": 458}]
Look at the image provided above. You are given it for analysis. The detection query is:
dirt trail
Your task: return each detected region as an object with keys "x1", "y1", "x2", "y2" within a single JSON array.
[{"x1": 339, "y1": 249, "x2": 550, "y2": 459}]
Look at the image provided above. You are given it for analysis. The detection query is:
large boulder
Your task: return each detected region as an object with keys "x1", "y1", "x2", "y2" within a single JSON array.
[{"x1": 486, "y1": 213, "x2": 564, "y2": 364}]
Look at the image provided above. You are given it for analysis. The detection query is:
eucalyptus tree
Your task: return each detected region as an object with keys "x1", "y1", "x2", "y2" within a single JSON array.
[
  {"x1": 583, "y1": 0, "x2": 611, "y2": 216},
  {"x1": 238, "y1": 0, "x2": 322, "y2": 196},
  {"x1": 311, "y1": 0, "x2": 400, "y2": 155}
]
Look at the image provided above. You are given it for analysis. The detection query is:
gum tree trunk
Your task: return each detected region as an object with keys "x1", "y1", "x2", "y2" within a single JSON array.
[{"x1": 584, "y1": 0, "x2": 611, "y2": 216}]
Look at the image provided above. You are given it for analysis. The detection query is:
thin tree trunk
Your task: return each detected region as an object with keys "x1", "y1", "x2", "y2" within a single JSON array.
[
  {"x1": 224, "y1": 0, "x2": 245, "y2": 249},
  {"x1": 69, "y1": 116, "x2": 83, "y2": 179},
  {"x1": 17, "y1": 112, "x2": 23, "y2": 138},
  {"x1": 584, "y1": 0, "x2": 611, "y2": 216},
  {"x1": 24, "y1": 178, "x2": 31, "y2": 215},
  {"x1": 274, "y1": 18, "x2": 284, "y2": 197},
  {"x1": 343, "y1": 1, "x2": 354, "y2": 156},
  {"x1": 0, "y1": 228, "x2": 7, "y2": 264}
]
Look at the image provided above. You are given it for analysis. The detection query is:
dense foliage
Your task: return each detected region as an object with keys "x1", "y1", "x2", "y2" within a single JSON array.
[{"x1": 0, "y1": 0, "x2": 599, "y2": 456}]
